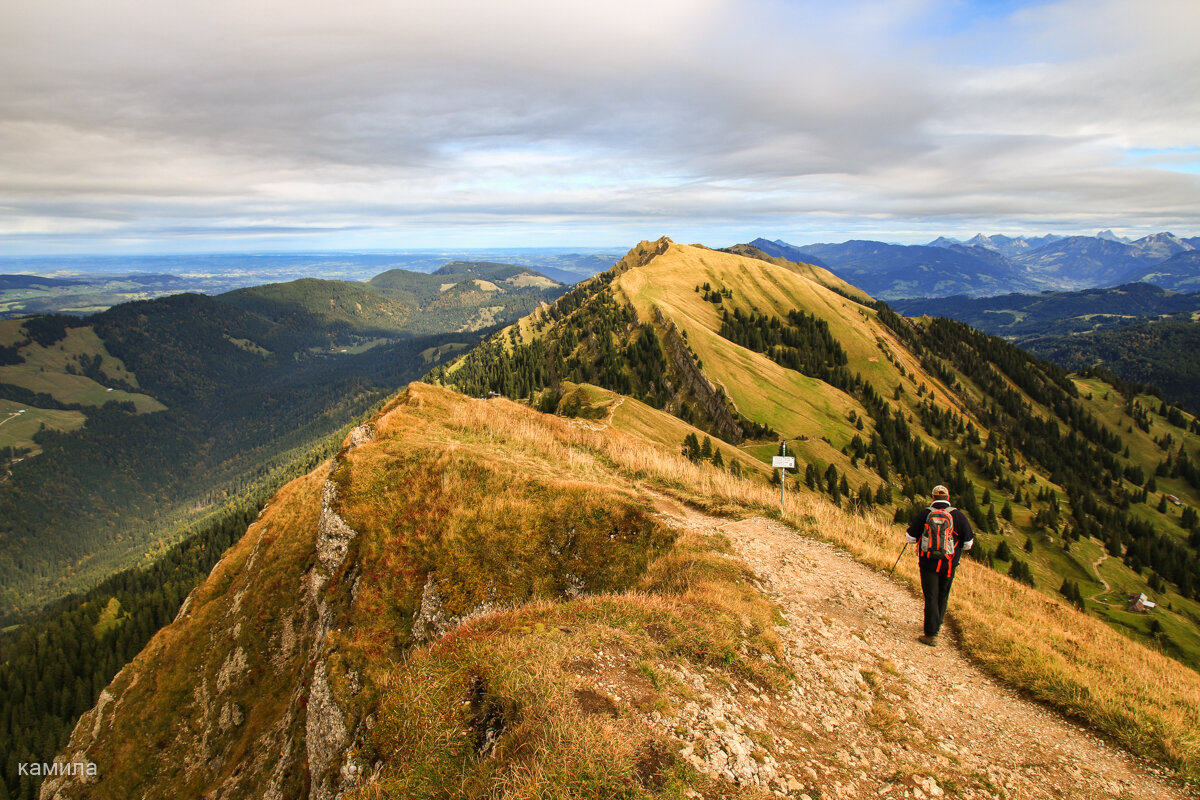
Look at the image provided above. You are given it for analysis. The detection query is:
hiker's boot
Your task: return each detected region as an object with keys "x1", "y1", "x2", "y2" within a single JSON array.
[{"x1": 918, "y1": 634, "x2": 938, "y2": 647}]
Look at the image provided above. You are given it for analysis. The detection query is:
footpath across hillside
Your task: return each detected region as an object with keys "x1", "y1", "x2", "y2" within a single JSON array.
[{"x1": 643, "y1": 496, "x2": 1191, "y2": 800}]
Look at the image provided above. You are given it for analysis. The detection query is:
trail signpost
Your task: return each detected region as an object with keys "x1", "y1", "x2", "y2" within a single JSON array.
[{"x1": 772, "y1": 442, "x2": 795, "y2": 507}]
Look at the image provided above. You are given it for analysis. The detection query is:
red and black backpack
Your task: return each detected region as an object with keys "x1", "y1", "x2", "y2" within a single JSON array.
[{"x1": 920, "y1": 505, "x2": 957, "y2": 574}]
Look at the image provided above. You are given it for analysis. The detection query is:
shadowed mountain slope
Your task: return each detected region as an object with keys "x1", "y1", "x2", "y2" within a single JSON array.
[{"x1": 0, "y1": 265, "x2": 566, "y2": 615}]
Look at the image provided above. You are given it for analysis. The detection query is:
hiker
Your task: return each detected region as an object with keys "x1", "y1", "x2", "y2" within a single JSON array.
[{"x1": 906, "y1": 484, "x2": 974, "y2": 646}]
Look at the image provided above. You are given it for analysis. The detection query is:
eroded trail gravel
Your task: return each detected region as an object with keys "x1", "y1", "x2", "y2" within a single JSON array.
[{"x1": 656, "y1": 505, "x2": 1192, "y2": 800}]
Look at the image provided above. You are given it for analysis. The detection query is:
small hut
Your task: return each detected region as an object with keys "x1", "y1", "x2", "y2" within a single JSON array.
[{"x1": 1127, "y1": 593, "x2": 1156, "y2": 613}]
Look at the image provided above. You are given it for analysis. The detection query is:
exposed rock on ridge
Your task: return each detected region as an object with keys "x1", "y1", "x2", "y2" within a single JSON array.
[
  {"x1": 40, "y1": 422, "x2": 377, "y2": 800},
  {"x1": 316, "y1": 480, "x2": 357, "y2": 574},
  {"x1": 656, "y1": 307, "x2": 744, "y2": 443}
]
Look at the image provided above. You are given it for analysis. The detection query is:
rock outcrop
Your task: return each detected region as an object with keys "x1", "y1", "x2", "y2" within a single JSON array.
[{"x1": 656, "y1": 307, "x2": 744, "y2": 443}]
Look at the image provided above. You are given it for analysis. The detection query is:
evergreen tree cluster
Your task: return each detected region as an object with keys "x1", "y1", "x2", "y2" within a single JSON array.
[
  {"x1": 681, "y1": 433, "x2": 732, "y2": 473},
  {"x1": 1059, "y1": 578, "x2": 1086, "y2": 609},
  {"x1": 432, "y1": 283, "x2": 677, "y2": 412},
  {"x1": 695, "y1": 283, "x2": 732, "y2": 304},
  {"x1": 1008, "y1": 556, "x2": 1035, "y2": 587},
  {"x1": 718, "y1": 308, "x2": 849, "y2": 385}
]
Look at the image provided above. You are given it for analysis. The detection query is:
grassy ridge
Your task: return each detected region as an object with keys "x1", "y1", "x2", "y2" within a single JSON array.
[
  {"x1": 45, "y1": 383, "x2": 1200, "y2": 795},
  {"x1": 55, "y1": 384, "x2": 789, "y2": 799}
]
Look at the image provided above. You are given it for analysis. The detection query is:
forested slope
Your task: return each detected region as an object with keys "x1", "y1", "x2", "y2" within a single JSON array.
[{"x1": 0, "y1": 267, "x2": 567, "y2": 615}]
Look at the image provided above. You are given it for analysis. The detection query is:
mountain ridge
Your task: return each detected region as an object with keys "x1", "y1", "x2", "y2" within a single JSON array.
[
  {"x1": 18, "y1": 238, "x2": 1200, "y2": 798},
  {"x1": 433, "y1": 238, "x2": 1200, "y2": 664},
  {"x1": 35, "y1": 381, "x2": 1200, "y2": 798}
]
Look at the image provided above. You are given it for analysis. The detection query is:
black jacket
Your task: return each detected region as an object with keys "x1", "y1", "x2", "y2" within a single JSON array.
[{"x1": 907, "y1": 500, "x2": 975, "y2": 568}]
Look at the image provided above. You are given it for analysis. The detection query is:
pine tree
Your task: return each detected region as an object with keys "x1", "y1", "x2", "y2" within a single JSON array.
[
  {"x1": 857, "y1": 483, "x2": 872, "y2": 509},
  {"x1": 1001, "y1": 499, "x2": 1013, "y2": 521},
  {"x1": 1009, "y1": 557, "x2": 1035, "y2": 587},
  {"x1": 825, "y1": 464, "x2": 839, "y2": 500},
  {"x1": 700, "y1": 436, "x2": 713, "y2": 461},
  {"x1": 712, "y1": 449, "x2": 725, "y2": 469}
]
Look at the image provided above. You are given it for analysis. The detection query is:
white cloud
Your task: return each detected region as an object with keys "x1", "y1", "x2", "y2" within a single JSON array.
[{"x1": 1, "y1": 0, "x2": 1198, "y2": 250}]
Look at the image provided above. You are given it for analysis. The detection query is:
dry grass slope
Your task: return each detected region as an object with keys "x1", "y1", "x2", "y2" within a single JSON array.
[
  {"x1": 364, "y1": 384, "x2": 1200, "y2": 787},
  {"x1": 52, "y1": 382, "x2": 1200, "y2": 798}
]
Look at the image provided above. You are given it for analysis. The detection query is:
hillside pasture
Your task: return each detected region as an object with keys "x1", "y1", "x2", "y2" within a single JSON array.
[
  {"x1": 0, "y1": 325, "x2": 164, "y2": 412},
  {"x1": 0, "y1": 399, "x2": 86, "y2": 455}
]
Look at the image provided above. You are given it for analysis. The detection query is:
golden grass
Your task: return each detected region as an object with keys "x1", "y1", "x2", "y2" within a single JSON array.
[
  {"x1": 352, "y1": 518, "x2": 788, "y2": 799},
  {"x1": 318, "y1": 384, "x2": 789, "y2": 798},
  {"x1": 390, "y1": 383, "x2": 1200, "y2": 782}
]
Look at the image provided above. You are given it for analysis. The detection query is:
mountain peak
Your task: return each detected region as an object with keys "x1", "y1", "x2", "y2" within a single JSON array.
[{"x1": 610, "y1": 236, "x2": 675, "y2": 274}]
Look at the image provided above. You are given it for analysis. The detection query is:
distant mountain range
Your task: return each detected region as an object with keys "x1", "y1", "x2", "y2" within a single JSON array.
[{"x1": 749, "y1": 231, "x2": 1200, "y2": 299}]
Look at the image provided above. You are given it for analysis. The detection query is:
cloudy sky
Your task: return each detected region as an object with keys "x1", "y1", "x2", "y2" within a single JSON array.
[{"x1": 2, "y1": 0, "x2": 1198, "y2": 253}]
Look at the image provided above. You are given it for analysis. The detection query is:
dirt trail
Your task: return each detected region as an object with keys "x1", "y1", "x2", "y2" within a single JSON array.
[
  {"x1": 1090, "y1": 551, "x2": 1114, "y2": 604},
  {"x1": 654, "y1": 503, "x2": 1191, "y2": 800},
  {"x1": 566, "y1": 397, "x2": 625, "y2": 432}
]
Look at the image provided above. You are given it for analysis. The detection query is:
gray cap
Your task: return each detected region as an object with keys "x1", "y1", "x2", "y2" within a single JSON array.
[{"x1": 932, "y1": 484, "x2": 950, "y2": 498}]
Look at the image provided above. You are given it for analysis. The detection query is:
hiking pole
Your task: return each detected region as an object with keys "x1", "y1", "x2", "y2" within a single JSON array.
[{"x1": 889, "y1": 541, "x2": 909, "y2": 577}]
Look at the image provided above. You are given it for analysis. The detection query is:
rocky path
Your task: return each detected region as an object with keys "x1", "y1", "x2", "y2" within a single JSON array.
[{"x1": 652, "y1": 505, "x2": 1192, "y2": 800}]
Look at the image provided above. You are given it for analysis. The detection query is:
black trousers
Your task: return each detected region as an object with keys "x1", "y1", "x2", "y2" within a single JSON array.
[{"x1": 919, "y1": 559, "x2": 957, "y2": 637}]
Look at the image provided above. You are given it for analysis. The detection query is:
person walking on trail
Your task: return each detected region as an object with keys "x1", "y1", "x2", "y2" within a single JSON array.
[{"x1": 906, "y1": 484, "x2": 975, "y2": 646}]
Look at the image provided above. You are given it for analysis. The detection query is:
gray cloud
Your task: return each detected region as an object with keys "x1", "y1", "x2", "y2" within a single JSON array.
[{"x1": 1, "y1": 0, "x2": 1198, "y2": 250}]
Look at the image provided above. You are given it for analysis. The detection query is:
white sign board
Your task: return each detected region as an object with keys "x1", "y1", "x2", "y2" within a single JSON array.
[{"x1": 771, "y1": 456, "x2": 796, "y2": 469}]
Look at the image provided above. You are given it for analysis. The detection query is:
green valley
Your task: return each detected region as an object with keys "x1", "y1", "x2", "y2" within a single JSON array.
[{"x1": 0, "y1": 265, "x2": 565, "y2": 617}]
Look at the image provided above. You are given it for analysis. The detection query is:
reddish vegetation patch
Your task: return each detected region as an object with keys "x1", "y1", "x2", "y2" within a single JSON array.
[
  {"x1": 633, "y1": 740, "x2": 674, "y2": 789},
  {"x1": 573, "y1": 688, "x2": 618, "y2": 717},
  {"x1": 564, "y1": 656, "x2": 598, "y2": 674}
]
